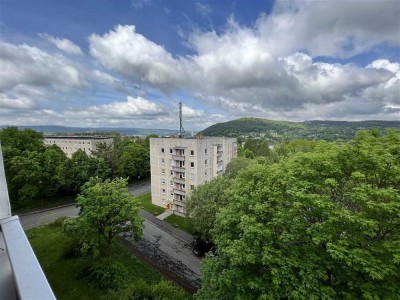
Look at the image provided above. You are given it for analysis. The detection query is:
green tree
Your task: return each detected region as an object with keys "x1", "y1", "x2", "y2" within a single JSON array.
[
  {"x1": 224, "y1": 157, "x2": 255, "y2": 179},
  {"x1": 0, "y1": 126, "x2": 44, "y2": 153},
  {"x1": 64, "y1": 177, "x2": 143, "y2": 257},
  {"x1": 92, "y1": 141, "x2": 119, "y2": 177},
  {"x1": 118, "y1": 143, "x2": 150, "y2": 180},
  {"x1": 41, "y1": 145, "x2": 68, "y2": 197},
  {"x1": 10, "y1": 151, "x2": 45, "y2": 203},
  {"x1": 185, "y1": 177, "x2": 231, "y2": 240},
  {"x1": 196, "y1": 130, "x2": 400, "y2": 299}
]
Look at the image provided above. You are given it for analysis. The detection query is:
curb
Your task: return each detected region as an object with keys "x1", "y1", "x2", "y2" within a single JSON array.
[{"x1": 16, "y1": 203, "x2": 77, "y2": 217}]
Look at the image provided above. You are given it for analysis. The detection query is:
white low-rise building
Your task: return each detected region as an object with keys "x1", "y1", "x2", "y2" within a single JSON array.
[
  {"x1": 44, "y1": 136, "x2": 113, "y2": 157},
  {"x1": 150, "y1": 137, "x2": 237, "y2": 216}
]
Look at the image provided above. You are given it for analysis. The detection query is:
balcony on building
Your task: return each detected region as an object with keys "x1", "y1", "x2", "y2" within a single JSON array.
[
  {"x1": 174, "y1": 199, "x2": 186, "y2": 206},
  {"x1": 172, "y1": 155, "x2": 185, "y2": 161},
  {"x1": 172, "y1": 166, "x2": 185, "y2": 172},
  {"x1": 173, "y1": 177, "x2": 186, "y2": 184},
  {"x1": 173, "y1": 188, "x2": 186, "y2": 196}
]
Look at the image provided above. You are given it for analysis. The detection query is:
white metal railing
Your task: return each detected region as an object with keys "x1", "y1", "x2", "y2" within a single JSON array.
[{"x1": 0, "y1": 142, "x2": 56, "y2": 300}]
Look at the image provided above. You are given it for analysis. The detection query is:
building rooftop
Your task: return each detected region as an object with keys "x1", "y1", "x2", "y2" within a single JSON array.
[{"x1": 44, "y1": 136, "x2": 113, "y2": 140}]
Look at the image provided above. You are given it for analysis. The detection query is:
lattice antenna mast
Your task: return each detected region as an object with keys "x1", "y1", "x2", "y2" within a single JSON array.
[{"x1": 179, "y1": 101, "x2": 186, "y2": 138}]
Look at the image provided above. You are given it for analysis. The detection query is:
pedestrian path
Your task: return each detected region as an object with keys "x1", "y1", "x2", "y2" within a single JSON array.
[
  {"x1": 139, "y1": 209, "x2": 194, "y2": 244},
  {"x1": 156, "y1": 210, "x2": 173, "y2": 220}
]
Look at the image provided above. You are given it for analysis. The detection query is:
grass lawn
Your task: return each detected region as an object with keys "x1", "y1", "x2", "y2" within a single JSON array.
[
  {"x1": 136, "y1": 192, "x2": 165, "y2": 215},
  {"x1": 164, "y1": 214, "x2": 197, "y2": 235},
  {"x1": 26, "y1": 222, "x2": 191, "y2": 300},
  {"x1": 13, "y1": 194, "x2": 76, "y2": 214}
]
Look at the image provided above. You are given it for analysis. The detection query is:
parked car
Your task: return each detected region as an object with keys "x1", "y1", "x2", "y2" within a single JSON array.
[
  {"x1": 208, "y1": 245, "x2": 218, "y2": 257},
  {"x1": 193, "y1": 239, "x2": 215, "y2": 257}
]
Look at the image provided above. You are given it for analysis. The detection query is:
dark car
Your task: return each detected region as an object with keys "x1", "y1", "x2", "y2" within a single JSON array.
[{"x1": 193, "y1": 239, "x2": 215, "y2": 257}]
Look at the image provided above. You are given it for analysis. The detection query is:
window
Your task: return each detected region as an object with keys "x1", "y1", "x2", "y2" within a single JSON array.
[
  {"x1": 182, "y1": 184, "x2": 185, "y2": 189},
  {"x1": 161, "y1": 169, "x2": 165, "y2": 175},
  {"x1": 170, "y1": 180, "x2": 173, "y2": 186},
  {"x1": 161, "y1": 158, "x2": 165, "y2": 165},
  {"x1": 190, "y1": 185, "x2": 195, "y2": 191},
  {"x1": 162, "y1": 199, "x2": 165, "y2": 205},
  {"x1": 170, "y1": 148, "x2": 173, "y2": 154},
  {"x1": 162, "y1": 189, "x2": 166, "y2": 194},
  {"x1": 190, "y1": 173, "x2": 194, "y2": 180},
  {"x1": 190, "y1": 150, "x2": 194, "y2": 156},
  {"x1": 205, "y1": 170, "x2": 207, "y2": 175},
  {"x1": 170, "y1": 170, "x2": 173, "y2": 175},
  {"x1": 191, "y1": 162, "x2": 195, "y2": 168},
  {"x1": 170, "y1": 191, "x2": 174, "y2": 196},
  {"x1": 205, "y1": 159, "x2": 208, "y2": 165},
  {"x1": 161, "y1": 179, "x2": 165, "y2": 185},
  {"x1": 205, "y1": 149, "x2": 207, "y2": 154},
  {"x1": 161, "y1": 148, "x2": 165, "y2": 153}
]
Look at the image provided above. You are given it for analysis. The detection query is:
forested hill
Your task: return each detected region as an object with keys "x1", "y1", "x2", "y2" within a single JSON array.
[{"x1": 200, "y1": 117, "x2": 400, "y2": 141}]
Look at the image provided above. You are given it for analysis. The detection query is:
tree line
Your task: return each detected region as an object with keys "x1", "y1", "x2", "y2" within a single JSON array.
[
  {"x1": 0, "y1": 127, "x2": 153, "y2": 210},
  {"x1": 186, "y1": 129, "x2": 400, "y2": 299}
]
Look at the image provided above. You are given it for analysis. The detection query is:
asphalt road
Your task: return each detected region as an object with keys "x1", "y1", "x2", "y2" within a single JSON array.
[
  {"x1": 19, "y1": 179, "x2": 201, "y2": 291},
  {"x1": 20, "y1": 180, "x2": 151, "y2": 229}
]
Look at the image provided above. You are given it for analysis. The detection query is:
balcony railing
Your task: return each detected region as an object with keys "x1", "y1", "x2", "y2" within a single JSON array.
[
  {"x1": 173, "y1": 177, "x2": 186, "y2": 184},
  {"x1": 173, "y1": 188, "x2": 186, "y2": 196},
  {"x1": 172, "y1": 155, "x2": 185, "y2": 161},
  {"x1": 172, "y1": 166, "x2": 185, "y2": 172},
  {"x1": 173, "y1": 199, "x2": 186, "y2": 206},
  {"x1": 0, "y1": 143, "x2": 56, "y2": 300}
]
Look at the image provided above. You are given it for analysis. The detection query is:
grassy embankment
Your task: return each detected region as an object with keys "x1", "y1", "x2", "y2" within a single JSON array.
[
  {"x1": 136, "y1": 192, "x2": 165, "y2": 215},
  {"x1": 27, "y1": 222, "x2": 191, "y2": 300},
  {"x1": 164, "y1": 214, "x2": 196, "y2": 235}
]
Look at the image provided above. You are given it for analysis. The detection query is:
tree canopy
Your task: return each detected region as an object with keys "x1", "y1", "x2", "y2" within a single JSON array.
[
  {"x1": 64, "y1": 177, "x2": 143, "y2": 257},
  {"x1": 196, "y1": 130, "x2": 400, "y2": 299}
]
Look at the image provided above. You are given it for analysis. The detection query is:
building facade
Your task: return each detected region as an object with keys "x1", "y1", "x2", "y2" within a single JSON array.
[
  {"x1": 150, "y1": 137, "x2": 237, "y2": 216},
  {"x1": 44, "y1": 136, "x2": 113, "y2": 157}
]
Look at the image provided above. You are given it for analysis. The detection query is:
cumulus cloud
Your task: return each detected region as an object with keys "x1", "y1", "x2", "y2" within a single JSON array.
[
  {"x1": 258, "y1": 0, "x2": 400, "y2": 57},
  {"x1": 0, "y1": 42, "x2": 86, "y2": 92},
  {"x1": 1, "y1": 0, "x2": 399, "y2": 127},
  {"x1": 0, "y1": 41, "x2": 89, "y2": 115},
  {"x1": 89, "y1": 25, "x2": 187, "y2": 90},
  {"x1": 39, "y1": 33, "x2": 83, "y2": 55}
]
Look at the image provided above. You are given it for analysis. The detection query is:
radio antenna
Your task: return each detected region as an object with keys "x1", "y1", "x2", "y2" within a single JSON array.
[{"x1": 179, "y1": 102, "x2": 186, "y2": 138}]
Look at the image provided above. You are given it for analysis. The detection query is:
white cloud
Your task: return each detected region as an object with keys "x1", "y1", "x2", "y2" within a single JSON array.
[
  {"x1": 40, "y1": 33, "x2": 83, "y2": 55},
  {"x1": 258, "y1": 0, "x2": 400, "y2": 57},
  {"x1": 89, "y1": 25, "x2": 186, "y2": 90},
  {"x1": 0, "y1": 42, "x2": 86, "y2": 92},
  {"x1": 91, "y1": 70, "x2": 128, "y2": 93},
  {"x1": 195, "y1": 2, "x2": 212, "y2": 17},
  {"x1": 1, "y1": 0, "x2": 400, "y2": 127}
]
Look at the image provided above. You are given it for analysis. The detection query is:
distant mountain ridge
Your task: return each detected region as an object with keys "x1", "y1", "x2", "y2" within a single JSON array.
[
  {"x1": 0, "y1": 125, "x2": 178, "y2": 136},
  {"x1": 200, "y1": 117, "x2": 400, "y2": 141}
]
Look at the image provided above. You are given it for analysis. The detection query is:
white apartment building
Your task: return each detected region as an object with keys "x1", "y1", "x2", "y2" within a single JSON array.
[
  {"x1": 44, "y1": 136, "x2": 113, "y2": 157},
  {"x1": 150, "y1": 137, "x2": 237, "y2": 216}
]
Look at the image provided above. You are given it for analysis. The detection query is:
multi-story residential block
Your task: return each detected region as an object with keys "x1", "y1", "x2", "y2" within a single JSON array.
[
  {"x1": 150, "y1": 137, "x2": 237, "y2": 216},
  {"x1": 44, "y1": 136, "x2": 113, "y2": 157}
]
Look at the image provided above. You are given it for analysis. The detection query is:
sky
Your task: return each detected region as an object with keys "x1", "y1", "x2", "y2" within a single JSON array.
[{"x1": 0, "y1": 0, "x2": 399, "y2": 130}]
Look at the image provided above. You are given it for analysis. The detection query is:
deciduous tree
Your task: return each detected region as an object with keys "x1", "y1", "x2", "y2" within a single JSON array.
[
  {"x1": 64, "y1": 177, "x2": 143, "y2": 257},
  {"x1": 196, "y1": 130, "x2": 400, "y2": 299}
]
